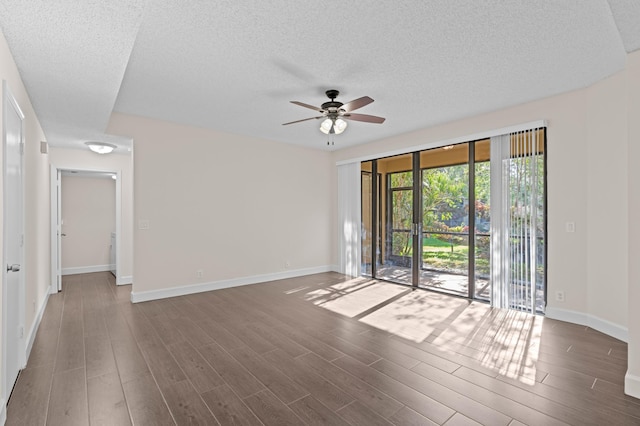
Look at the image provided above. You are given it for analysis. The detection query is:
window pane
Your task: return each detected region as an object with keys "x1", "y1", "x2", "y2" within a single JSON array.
[{"x1": 390, "y1": 171, "x2": 412, "y2": 188}]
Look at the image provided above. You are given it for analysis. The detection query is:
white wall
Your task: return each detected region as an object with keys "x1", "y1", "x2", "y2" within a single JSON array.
[
  {"x1": 49, "y1": 147, "x2": 133, "y2": 283},
  {"x1": 585, "y1": 68, "x2": 628, "y2": 329},
  {"x1": 626, "y1": 51, "x2": 640, "y2": 398},
  {"x1": 107, "y1": 113, "x2": 334, "y2": 300},
  {"x1": 61, "y1": 175, "x2": 115, "y2": 273},
  {"x1": 0, "y1": 29, "x2": 49, "y2": 407}
]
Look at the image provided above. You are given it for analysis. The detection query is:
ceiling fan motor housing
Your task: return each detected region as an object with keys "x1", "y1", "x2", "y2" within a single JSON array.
[
  {"x1": 325, "y1": 89, "x2": 340, "y2": 99},
  {"x1": 322, "y1": 90, "x2": 344, "y2": 112}
]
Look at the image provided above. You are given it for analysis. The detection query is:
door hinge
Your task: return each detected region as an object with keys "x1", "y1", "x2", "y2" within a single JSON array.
[
  {"x1": 19, "y1": 326, "x2": 24, "y2": 339},
  {"x1": 21, "y1": 234, "x2": 24, "y2": 247},
  {"x1": 20, "y1": 142, "x2": 24, "y2": 155}
]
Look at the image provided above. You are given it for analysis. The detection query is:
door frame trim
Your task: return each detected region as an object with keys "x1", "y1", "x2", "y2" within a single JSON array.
[
  {"x1": 2, "y1": 80, "x2": 26, "y2": 403},
  {"x1": 50, "y1": 165, "x2": 123, "y2": 292}
]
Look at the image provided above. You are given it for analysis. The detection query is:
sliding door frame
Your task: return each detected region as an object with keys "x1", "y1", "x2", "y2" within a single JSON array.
[
  {"x1": 360, "y1": 127, "x2": 547, "y2": 312},
  {"x1": 412, "y1": 152, "x2": 421, "y2": 288},
  {"x1": 468, "y1": 142, "x2": 477, "y2": 298},
  {"x1": 371, "y1": 161, "x2": 379, "y2": 277}
]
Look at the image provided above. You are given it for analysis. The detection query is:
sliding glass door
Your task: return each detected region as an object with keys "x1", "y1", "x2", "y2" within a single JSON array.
[
  {"x1": 376, "y1": 153, "x2": 415, "y2": 285},
  {"x1": 419, "y1": 144, "x2": 470, "y2": 296},
  {"x1": 360, "y1": 129, "x2": 546, "y2": 314}
]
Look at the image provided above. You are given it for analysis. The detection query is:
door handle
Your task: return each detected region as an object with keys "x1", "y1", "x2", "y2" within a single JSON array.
[
  {"x1": 61, "y1": 233, "x2": 67, "y2": 237},
  {"x1": 6, "y1": 264, "x2": 20, "y2": 272}
]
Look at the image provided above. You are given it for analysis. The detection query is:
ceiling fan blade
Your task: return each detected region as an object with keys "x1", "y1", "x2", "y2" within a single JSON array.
[
  {"x1": 343, "y1": 113, "x2": 386, "y2": 124},
  {"x1": 290, "y1": 101, "x2": 323, "y2": 112},
  {"x1": 282, "y1": 116, "x2": 323, "y2": 125},
  {"x1": 341, "y1": 96, "x2": 374, "y2": 112}
]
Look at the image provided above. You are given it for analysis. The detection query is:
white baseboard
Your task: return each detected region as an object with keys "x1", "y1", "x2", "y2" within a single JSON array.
[
  {"x1": 0, "y1": 398, "x2": 6, "y2": 425},
  {"x1": 25, "y1": 286, "x2": 51, "y2": 365},
  {"x1": 117, "y1": 275, "x2": 133, "y2": 285},
  {"x1": 131, "y1": 265, "x2": 333, "y2": 303},
  {"x1": 62, "y1": 264, "x2": 111, "y2": 275},
  {"x1": 545, "y1": 307, "x2": 628, "y2": 342},
  {"x1": 625, "y1": 372, "x2": 640, "y2": 399}
]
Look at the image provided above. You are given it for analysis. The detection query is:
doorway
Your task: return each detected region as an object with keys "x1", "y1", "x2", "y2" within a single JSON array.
[
  {"x1": 2, "y1": 82, "x2": 25, "y2": 402},
  {"x1": 50, "y1": 167, "x2": 122, "y2": 292}
]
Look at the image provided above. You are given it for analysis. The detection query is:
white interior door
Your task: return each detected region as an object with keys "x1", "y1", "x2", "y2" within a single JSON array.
[
  {"x1": 56, "y1": 170, "x2": 62, "y2": 291},
  {"x1": 3, "y1": 82, "x2": 25, "y2": 400}
]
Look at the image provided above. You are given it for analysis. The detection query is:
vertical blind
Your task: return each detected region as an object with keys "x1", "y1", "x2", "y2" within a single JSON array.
[
  {"x1": 337, "y1": 162, "x2": 362, "y2": 277},
  {"x1": 490, "y1": 128, "x2": 545, "y2": 314}
]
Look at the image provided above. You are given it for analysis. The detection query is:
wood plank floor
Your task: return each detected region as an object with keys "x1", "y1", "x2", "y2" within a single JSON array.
[{"x1": 6, "y1": 272, "x2": 639, "y2": 425}]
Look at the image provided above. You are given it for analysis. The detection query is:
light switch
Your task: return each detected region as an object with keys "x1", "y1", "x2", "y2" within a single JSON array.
[
  {"x1": 138, "y1": 219, "x2": 150, "y2": 230},
  {"x1": 565, "y1": 222, "x2": 575, "y2": 233}
]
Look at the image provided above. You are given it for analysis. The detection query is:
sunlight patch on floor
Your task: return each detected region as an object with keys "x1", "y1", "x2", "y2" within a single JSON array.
[
  {"x1": 308, "y1": 279, "x2": 407, "y2": 318},
  {"x1": 431, "y1": 305, "x2": 542, "y2": 385},
  {"x1": 284, "y1": 285, "x2": 310, "y2": 295},
  {"x1": 303, "y1": 277, "x2": 374, "y2": 303},
  {"x1": 358, "y1": 290, "x2": 470, "y2": 343},
  {"x1": 304, "y1": 277, "x2": 541, "y2": 385}
]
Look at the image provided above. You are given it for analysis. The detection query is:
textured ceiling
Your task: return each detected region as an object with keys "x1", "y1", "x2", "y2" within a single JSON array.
[
  {"x1": 0, "y1": 0, "x2": 147, "y2": 152},
  {"x1": 0, "y1": 1, "x2": 637, "y2": 152},
  {"x1": 608, "y1": 0, "x2": 640, "y2": 52}
]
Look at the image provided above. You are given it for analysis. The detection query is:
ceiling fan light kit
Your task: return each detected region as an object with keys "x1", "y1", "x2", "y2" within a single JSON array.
[
  {"x1": 283, "y1": 89, "x2": 385, "y2": 142},
  {"x1": 320, "y1": 117, "x2": 347, "y2": 135}
]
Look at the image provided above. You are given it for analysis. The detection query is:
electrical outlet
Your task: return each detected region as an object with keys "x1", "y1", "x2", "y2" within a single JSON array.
[
  {"x1": 196, "y1": 269, "x2": 203, "y2": 278},
  {"x1": 555, "y1": 291, "x2": 565, "y2": 302}
]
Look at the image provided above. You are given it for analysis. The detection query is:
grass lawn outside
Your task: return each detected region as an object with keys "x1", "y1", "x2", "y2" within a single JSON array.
[
  {"x1": 422, "y1": 236, "x2": 489, "y2": 275},
  {"x1": 392, "y1": 235, "x2": 490, "y2": 275}
]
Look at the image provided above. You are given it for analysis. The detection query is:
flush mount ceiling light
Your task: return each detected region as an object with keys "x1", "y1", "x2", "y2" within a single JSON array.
[{"x1": 85, "y1": 141, "x2": 116, "y2": 154}]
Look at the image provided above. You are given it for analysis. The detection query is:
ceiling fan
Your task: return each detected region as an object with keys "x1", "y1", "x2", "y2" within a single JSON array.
[{"x1": 283, "y1": 89, "x2": 385, "y2": 135}]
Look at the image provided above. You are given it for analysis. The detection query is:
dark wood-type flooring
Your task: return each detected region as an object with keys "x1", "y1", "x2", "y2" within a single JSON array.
[{"x1": 6, "y1": 272, "x2": 639, "y2": 425}]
